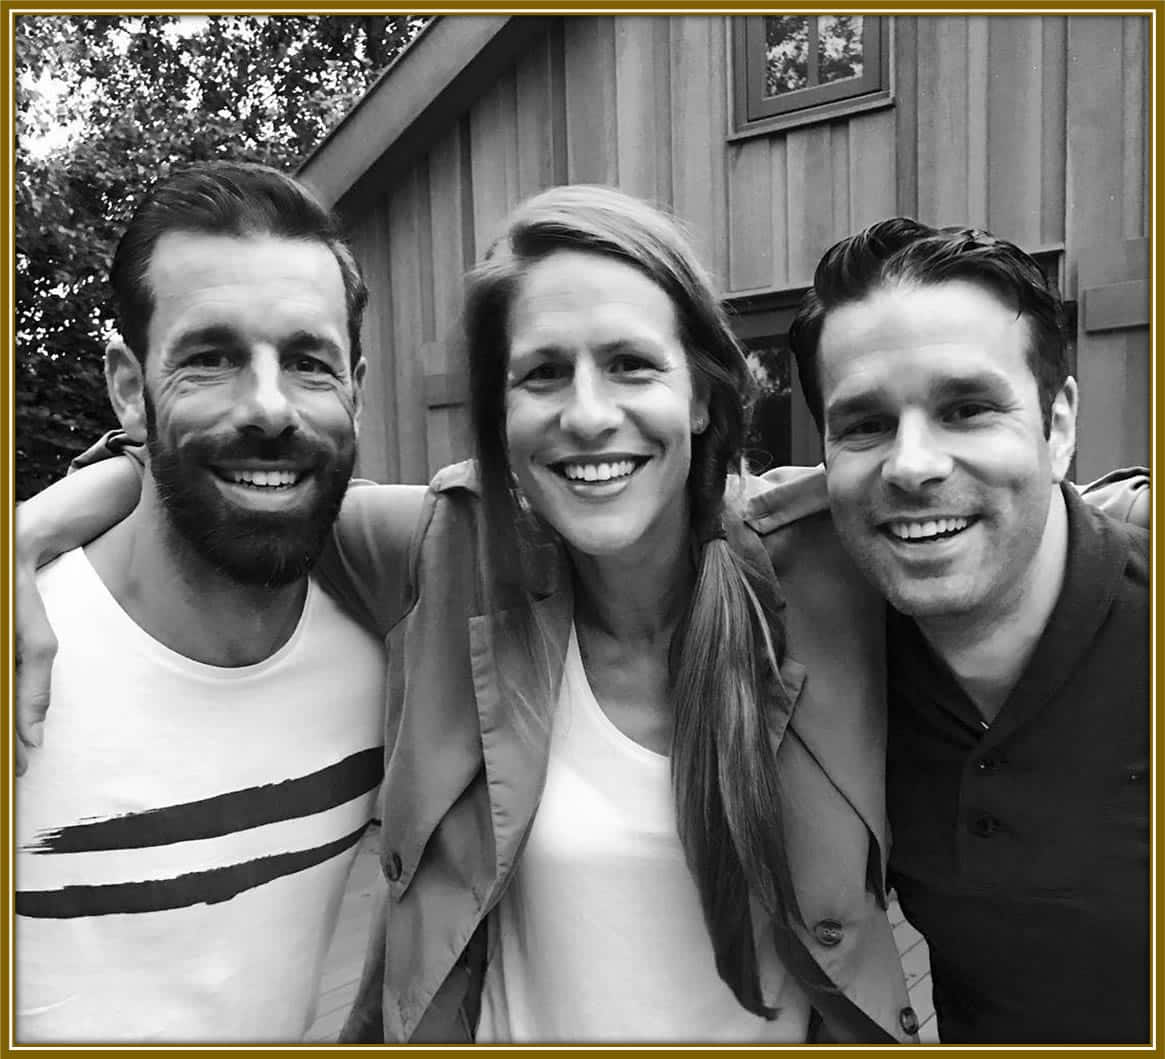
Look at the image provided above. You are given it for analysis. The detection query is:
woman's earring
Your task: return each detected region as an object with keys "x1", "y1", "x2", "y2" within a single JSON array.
[{"x1": 692, "y1": 416, "x2": 707, "y2": 435}]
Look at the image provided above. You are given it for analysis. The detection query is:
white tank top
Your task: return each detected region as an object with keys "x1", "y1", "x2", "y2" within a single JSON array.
[{"x1": 476, "y1": 625, "x2": 810, "y2": 1043}]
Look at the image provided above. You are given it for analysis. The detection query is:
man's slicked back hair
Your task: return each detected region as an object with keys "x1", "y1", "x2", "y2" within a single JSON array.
[
  {"x1": 110, "y1": 160, "x2": 367, "y2": 366},
  {"x1": 788, "y1": 217, "x2": 1068, "y2": 435}
]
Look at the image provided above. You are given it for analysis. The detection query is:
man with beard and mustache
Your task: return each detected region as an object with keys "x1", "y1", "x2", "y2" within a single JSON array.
[
  {"x1": 13, "y1": 162, "x2": 393, "y2": 1042},
  {"x1": 783, "y1": 219, "x2": 1150, "y2": 1042}
]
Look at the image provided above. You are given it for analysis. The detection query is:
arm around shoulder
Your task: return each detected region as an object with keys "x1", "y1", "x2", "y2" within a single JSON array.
[
  {"x1": 14, "y1": 438, "x2": 143, "y2": 773},
  {"x1": 18, "y1": 448, "x2": 143, "y2": 570},
  {"x1": 1076, "y1": 467, "x2": 1150, "y2": 528},
  {"x1": 312, "y1": 481, "x2": 432, "y2": 637}
]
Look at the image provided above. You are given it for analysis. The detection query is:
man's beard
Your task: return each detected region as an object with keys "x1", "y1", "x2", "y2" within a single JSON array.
[{"x1": 144, "y1": 395, "x2": 356, "y2": 588}]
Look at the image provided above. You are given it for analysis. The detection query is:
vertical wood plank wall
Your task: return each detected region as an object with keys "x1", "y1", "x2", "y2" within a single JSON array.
[
  {"x1": 346, "y1": 14, "x2": 1149, "y2": 484},
  {"x1": 1065, "y1": 16, "x2": 1151, "y2": 480}
]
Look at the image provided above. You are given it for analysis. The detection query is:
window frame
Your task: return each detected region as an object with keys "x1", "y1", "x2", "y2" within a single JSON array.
[
  {"x1": 724, "y1": 288, "x2": 820, "y2": 468},
  {"x1": 730, "y1": 15, "x2": 893, "y2": 140}
]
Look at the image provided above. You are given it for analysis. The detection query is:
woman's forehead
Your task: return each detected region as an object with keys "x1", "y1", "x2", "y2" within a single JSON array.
[{"x1": 508, "y1": 249, "x2": 682, "y2": 352}]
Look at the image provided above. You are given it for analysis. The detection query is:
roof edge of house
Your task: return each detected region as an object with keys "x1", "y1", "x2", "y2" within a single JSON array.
[{"x1": 298, "y1": 15, "x2": 545, "y2": 211}]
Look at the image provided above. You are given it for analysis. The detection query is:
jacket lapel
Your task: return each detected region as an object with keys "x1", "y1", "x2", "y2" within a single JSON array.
[
  {"x1": 470, "y1": 559, "x2": 573, "y2": 891},
  {"x1": 742, "y1": 488, "x2": 892, "y2": 876}
]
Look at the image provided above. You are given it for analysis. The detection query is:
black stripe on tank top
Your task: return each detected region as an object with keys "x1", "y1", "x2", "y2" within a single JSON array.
[
  {"x1": 16, "y1": 823, "x2": 370, "y2": 918},
  {"x1": 20, "y1": 747, "x2": 383, "y2": 853}
]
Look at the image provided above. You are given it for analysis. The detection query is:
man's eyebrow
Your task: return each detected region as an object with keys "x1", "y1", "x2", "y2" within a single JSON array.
[
  {"x1": 931, "y1": 372, "x2": 1012, "y2": 400},
  {"x1": 281, "y1": 330, "x2": 345, "y2": 360},
  {"x1": 169, "y1": 324, "x2": 242, "y2": 352},
  {"x1": 825, "y1": 390, "x2": 887, "y2": 426}
]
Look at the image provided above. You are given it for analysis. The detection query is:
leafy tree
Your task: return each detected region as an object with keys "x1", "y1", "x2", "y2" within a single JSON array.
[{"x1": 15, "y1": 15, "x2": 429, "y2": 498}]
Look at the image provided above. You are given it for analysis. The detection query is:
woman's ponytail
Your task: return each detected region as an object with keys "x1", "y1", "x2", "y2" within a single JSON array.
[{"x1": 670, "y1": 454, "x2": 802, "y2": 1017}]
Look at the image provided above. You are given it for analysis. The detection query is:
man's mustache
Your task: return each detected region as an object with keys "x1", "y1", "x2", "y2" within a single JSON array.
[{"x1": 183, "y1": 433, "x2": 339, "y2": 467}]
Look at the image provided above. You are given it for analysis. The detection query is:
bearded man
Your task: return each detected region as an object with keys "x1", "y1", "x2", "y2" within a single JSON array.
[{"x1": 14, "y1": 162, "x2": 387, "y2": 1043}]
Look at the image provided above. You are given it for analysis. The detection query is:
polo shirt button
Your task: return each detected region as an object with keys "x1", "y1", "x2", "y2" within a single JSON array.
[
  {"x1": 812, "y1": 919, "x2": 845, "y2": 946},
  {"x1": 976, "y1": 757, "x2": 1001, "y2": 772},
  {"x1": 385, "y1": 850, "x2": 403, "y2": 882},
  {"x1": 970, "y1": 814, "x2": 1001, "y2": 837},
  {"x1": 900, "y1": 1006, "x2": 920, "y2": 1035}
]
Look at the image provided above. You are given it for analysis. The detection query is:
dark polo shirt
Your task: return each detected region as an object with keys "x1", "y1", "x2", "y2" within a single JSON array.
[{"x1": 886, "y1": 485, "x2": 1150, "y2": 1043}]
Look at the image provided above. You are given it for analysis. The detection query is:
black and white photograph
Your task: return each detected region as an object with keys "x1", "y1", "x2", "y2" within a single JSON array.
[{"x1": 11, "y1": 10, "x2": 1153, "y2": 1047}]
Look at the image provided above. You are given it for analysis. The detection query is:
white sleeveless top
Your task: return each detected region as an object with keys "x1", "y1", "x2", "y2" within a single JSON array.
[
  {"x1": 476, "y1": 625, "x2": 810, "y2": 1043},
  {"x1": 16, "y1": 548, "x2": 386, "y2": 1042}
]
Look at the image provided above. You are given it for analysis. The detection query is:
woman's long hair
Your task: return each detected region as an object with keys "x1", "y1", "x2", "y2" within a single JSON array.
[{"x1": 464, "y1": 185, "x2": 801, "y2": 1016}]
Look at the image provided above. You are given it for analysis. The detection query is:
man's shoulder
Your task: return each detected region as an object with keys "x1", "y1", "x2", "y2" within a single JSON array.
[{"x1": 304, "y1": 575, "x2": 389, "y2": 650}]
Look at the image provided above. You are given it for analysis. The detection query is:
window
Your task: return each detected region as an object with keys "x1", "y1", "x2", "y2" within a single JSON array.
[
  {"x1": 742, "y1": 340, "x2": 795, "y2": 471},
  {"x1": 732, "y1": 15, "x2": 891, "y2": 137},
  {"x1": 726, "y1": 290, "x2": 822, "y2": 469}
]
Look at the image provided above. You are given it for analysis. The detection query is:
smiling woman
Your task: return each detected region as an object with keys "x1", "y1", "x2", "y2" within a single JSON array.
[{"x1": 316, "y1": 185, "x2": 918, "y2": 1043}]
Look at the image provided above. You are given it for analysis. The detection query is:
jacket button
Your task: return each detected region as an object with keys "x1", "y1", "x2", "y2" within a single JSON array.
[
  {"x1": 812, "y1": 919, "x2": 845, "y2": 946},
  {"x1": 385, "y1": 850, "x2": 403, "y2": 882},
  {"x1": 900, "y1": 1006, "x2": 919, "y2": 1035}
]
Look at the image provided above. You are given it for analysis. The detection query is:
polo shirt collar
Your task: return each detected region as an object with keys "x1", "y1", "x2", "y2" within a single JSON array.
[{"x1": 994, "y1": 483, "x2": 1129, "y2": 732}]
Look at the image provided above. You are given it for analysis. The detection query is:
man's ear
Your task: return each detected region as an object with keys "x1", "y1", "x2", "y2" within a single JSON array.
[
  {"x1": 351, "y1": 358, "x2": 367, "y2": 440},
  {"x1": 1048, "y1": 376, "x2": 1078, "y2": 483},
  {"x1": 105, "y1": 338, "x2": 148, "y2": 442}
]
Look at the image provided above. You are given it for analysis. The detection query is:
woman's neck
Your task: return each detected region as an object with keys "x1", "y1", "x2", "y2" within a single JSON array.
[{"x1": 569, "y1": 532, "x2": 694, "y2": 646}]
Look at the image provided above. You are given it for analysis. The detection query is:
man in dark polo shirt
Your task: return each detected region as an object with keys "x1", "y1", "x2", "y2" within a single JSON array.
[{"x1": 787, "y1": 219, "x2": 1150, "y2": 1043}]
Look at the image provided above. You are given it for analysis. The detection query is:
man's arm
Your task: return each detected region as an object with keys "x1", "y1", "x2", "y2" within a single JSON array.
[
  {"x1": 14, "y1": 454, "x2": 143, "y2": 773},
  {"x1": 1076, "y1": 467, "x2": 1150, "y2": 528}
]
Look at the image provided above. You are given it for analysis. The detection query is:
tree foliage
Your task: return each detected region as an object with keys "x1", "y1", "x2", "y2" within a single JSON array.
[{"x1": 15, "y1": 15, "x2": 429, "y2": 498}]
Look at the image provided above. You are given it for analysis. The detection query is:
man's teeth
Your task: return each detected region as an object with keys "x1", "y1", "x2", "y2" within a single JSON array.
[
  {"x1": 224, "y1": 469, "x2": 300, "y2": 488},
  {"x1": 560, "y1": 460, "x2": 637, "y2": 482},
  {"x1": 888, "y1": 516, "x2": 970, "y2": 541}
]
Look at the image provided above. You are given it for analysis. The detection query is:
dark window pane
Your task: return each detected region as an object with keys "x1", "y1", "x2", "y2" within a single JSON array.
[
  {"x1": 764, "y1": 16, "x2": 809, "y2": 96},
  {"x1": 817, "y1": 15, "x2": 864, "y2": 85},
  {"x1": 744, "y1": 344, "x2": 792, "y2": 471}
]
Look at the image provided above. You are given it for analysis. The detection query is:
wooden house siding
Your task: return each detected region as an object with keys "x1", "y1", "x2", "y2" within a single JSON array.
[
  {"x1": 302, "y1": 14, "x2": 1151, "y2": 485},
  {"x1": 1064, "y1": 16, "x2": 1151, "y2": 481}
]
